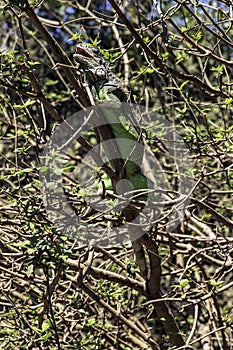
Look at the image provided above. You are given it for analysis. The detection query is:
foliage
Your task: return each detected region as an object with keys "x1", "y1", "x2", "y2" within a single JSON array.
[{"x1": 0, "y1": 0, "x2": 233, "y2": 349}]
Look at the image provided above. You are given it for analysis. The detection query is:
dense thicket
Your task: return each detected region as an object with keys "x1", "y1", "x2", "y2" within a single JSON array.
[{"x1": 0, "y1": 1, "x2": 232, "y2": 349}]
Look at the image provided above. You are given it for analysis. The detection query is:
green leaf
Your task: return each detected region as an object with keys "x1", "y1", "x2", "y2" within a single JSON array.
[
  {"x1": 12, "y1": 240, "x2": 31, "y2": 248},
  {"x1": 14, "y1": 167, "x2": 34, "y2": 175},
  {"x1": 181, "y1": 27, "x2": 189, "y2": 33},
  {"x1": 46, "y1": 79, "x2": 59, "y2": 86},
  {"x1": 179, "y1": 80, "x2": 189, "y2": 90},
  {"x1": 63, "y1": 165, "x2": 75, "y2": 173},
  {"x1": 14, "y1": 99, "x2": 35, "y2": 109},
  {"x1": 42, "y1": 332, "x2": 51, "y2": 341},
  {"x1": 191, "y1": 31, "x2": 202, "y2": 41},
  {"x1": 86, "y1": 318, "x2": 97, "y2": 326},
  {"x1": 175, "y1": 51, "x2": 187, "y2": 64},
  {"x1": 209, "y1": 279, "x2": 224, "y2": 288},
  {"x1": 179, "y1": 279, "x2": 189, "y2": 288},
  {"x1": 166, "y1": 80, "x2": 189, "y2": 91},
  {"x1": 225, "y1": 97, "x2": 233, "y2": 106},
  {"x1": 162, "y1": 51, "x2": 169, "y2": 60},
  {"x1": 42, "y1": 320, "x2": 51, "y2": 332},
  {"x1": 39, "y1": 166, "x2": 49, "y2": 173},
  {"x1": 68, "y1": 32, "x2": 82, "y2": 41},
  {"x1": 210, "y1": 65, "x2": 224, "y2": 73},
  {"x1": 28, "y1": 61, "x2": 40, "y2": 67},
  {"x1": 92, "y1": 38, "x2": 101, "y2": 46}
]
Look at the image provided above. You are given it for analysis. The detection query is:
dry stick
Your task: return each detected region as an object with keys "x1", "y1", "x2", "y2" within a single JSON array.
[
  {"x1": 139, "y1": 236, "x2": 185, "y2": 346},
  {"x1": 23, "y1": 1, "x2": 139, "y2": 224},
  {"x1": 44, "y1": 267, "x2": 62, "y2": 350},
  {"x1": 66, "y1": 258, "x2": 145, "y2": 294},
  {"x1": 188, "y1": 325, "x2": 228, "y2": 348},
  {"x1": 168, "y1": 16, "x2": 233, "y2": 68},
  {"x1": 21, "y1": 63, "x2": 119, "y2": 185},
  {"x1": 76, "y1": 279, "x2": 161, "y2": 350},
  {"x1": 195, "y1": 258, "x2": 229, "y2": 350},
  {"x1": 123, "y1": 209, "x2": 185, "y2": 347},
  {"x1": 108, "y1": 0, "x2": 229, "y2": 99},
  {"x1": 150, "y1": 292, "x2": 187, "y2": 348},
  {"x1": 140, "y1": 234, "x2": 161, "y2": 296},
  {"x1": 107, "y1": 1, "x2": 187, "y2": 347},
  {"x1": 191, "y1": 197, "x2": 233, "y2": 230},
  {"x1": 24, "y1": 0, "x2": 90, "y2": 108},
  {"x1": 94, "y1": 245, "x2": 145, "y2": 282},
  {"x1": 24, "y1": 2, "x2": 125, "y2": 185},
  {"x1": 20, "y1": 63, "x2": 64, "y2": 124},
  {"x1": 23, "y1": 2, "x2": 182, "y2": 346},
  {"x1": 2, "y1": 291, "x2": 37, "y2": 335},
  {"x1": 183, "y1": 3, "x2": 233, "y2": 48},
  {"x1": 123, "y1": 333, "x2": 153, "y2": 349},
  {"x1": 21, "y1": 8, "x2": 149, "y2": 341}
]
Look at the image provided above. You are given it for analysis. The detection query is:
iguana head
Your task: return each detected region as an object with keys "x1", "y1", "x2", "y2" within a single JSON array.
[
  {"x1": 73, "y1": 43, "x2": 128, "y2": 102},
  {"x1": 73, "y1": 43, "x2": 110, "y2": 81}
]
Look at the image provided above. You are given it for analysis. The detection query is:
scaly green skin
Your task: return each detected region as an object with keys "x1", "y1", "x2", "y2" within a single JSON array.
[
  {"x1": 74, "y1": 43, "x2": 149, "y2": 278},
  {"x1": 73, "y1": 43, "x2": 149, "y2": 193}
]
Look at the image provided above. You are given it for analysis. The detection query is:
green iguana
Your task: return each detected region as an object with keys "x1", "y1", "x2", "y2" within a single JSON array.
[
  {"x1": 73, "y1": 43, "x2": 155, "y2": 281},
  {"x1": 74, "y1": 44, "x2": 151, "y2": 188}
]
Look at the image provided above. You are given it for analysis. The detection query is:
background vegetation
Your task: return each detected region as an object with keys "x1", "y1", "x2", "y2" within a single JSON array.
[{"x1": 0, "y1": 0, "x2": 232, "y2": 349}]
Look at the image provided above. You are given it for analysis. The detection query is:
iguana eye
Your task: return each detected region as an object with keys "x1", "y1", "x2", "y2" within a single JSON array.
[{"x1": 95, "y1": 67, "x2": 106, "y2": 77}]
